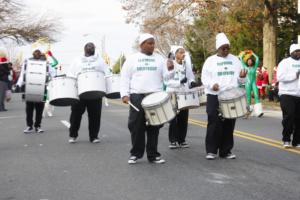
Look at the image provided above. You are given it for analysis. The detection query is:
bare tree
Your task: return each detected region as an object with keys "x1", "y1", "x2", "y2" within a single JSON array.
[{"x1": 0, "y1": 0, "x2": 61, "y2": 44}]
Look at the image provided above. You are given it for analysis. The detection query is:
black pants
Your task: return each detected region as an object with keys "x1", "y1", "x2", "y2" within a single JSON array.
[
  {"x1": 128, "y1": 93, "x2": 161, "y2": 161},
  {"x1": 205, "y1": 94, "x2": 236, "y2": 157},
  {"x1": 168, "y1": 109, "x2": 189, "y2": 144},
  {"x1": 69, "y1": 98, "x2": 102, "y2": 141},
  {"x1": 26, "y1": 101, "x2": 45, "y2": 128},
  {"x1": 279, "y1": 95, "x2": 300, "y2": 145}
]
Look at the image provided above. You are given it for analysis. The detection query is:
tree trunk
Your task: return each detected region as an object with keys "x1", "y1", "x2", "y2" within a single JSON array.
[{"x1": 263, "y1": 0, "x2": 278, "y2": 84}]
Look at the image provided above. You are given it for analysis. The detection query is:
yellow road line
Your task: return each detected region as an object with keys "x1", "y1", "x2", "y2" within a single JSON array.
[
  {"x1": 188, "y1": 118, "x2": 300, "y2": 155},
  {"x1": 109, "y1": 99, "x2": 300, "y2": 155}
]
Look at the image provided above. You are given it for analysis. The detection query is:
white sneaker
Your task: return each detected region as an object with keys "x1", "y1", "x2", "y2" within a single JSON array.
[
  {"x1": 295, "y1": 144, "x2": 300, "y2": 148},
  {"x1": 91, "y1": 138, "x2": 100, "y2": 143},
  {"x1": 35, "y1": 127, "x2": 44, "y2": 133},
  {"x1": 68, "y1": 137, "x2": 77, "y2": 143},
  {"x1": 47, "y1": 111, "x2": 53, "y2": 117},
  {"x1": 206, "y1": 153, "x2": 217, "y2": 160},
  {"x1": 168, "y1": 142, "x2": 179, "y2": 149},
  {"x1": 224, "y1": 153, "x2": 236, "y2": 159},
  {"x1": 128, "y1": 156, "x2": 138, "y2": 164},
  {"x1": 23, "y1": 127, "x2": 34, "y2": 134},
  {"x1": 283, "y1": 141, "x2": 292, "y2": 148}
]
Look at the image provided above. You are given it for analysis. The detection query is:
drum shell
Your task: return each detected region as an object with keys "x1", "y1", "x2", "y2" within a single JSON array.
[
  {"x1": 141, "y1": 92, "x2": 176, "y2": 126},
  {"x1": 77, "y1": 71, "x2": 106, "y2": 99},
  {"x1": 198, "y1": 86, "x2": 207, "y2": 105},
  {"x1": 105, "y1": 74, "x2": 120, "y2": 99},
  {"x1": 25, "y1": 60, "x2": 47, "y2": 102},
  {"x1": 176, "y1": 89, "x2": 200, "y2": 110},
  {"x1": 48, "y1": 77, "x2": 79, "y2": 106},
  {"x1": 218, "y1": 88, "x2": 247, "y2": 119}
]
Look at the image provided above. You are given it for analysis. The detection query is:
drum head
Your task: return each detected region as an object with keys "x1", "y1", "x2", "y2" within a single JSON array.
[
  {"x1": 50, "y1": 98, "x2": 79, "y2": 106},
  {"x1": 105, "y1": 92, "x2": 120, "y2": 99},
  {"x1": 79, "y1": 91, "x2": 106, "y2": 100},
  {"x1": 142, "y1": 92, "x2": 169, "y2": 107},
  {"x1": 218, "y1": 88, "x2": 246, "y2": 101}
]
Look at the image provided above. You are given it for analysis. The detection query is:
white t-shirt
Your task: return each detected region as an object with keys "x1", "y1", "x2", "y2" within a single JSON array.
[
  {"x1": 201, "y1": 54, "x2": 243, "y2": 95},
  {"x1": 67, "y1": 54, "x2": 109, "y2": 78},
  {"x1": 277, "y1": 57, "x2": 300, "y2": 97},
  {"x1": 120, "y1": 52, "x2": 169, "y2": 97},
  {"x1": 164, "y1": 60, "x2": 195, "y2": 92}
]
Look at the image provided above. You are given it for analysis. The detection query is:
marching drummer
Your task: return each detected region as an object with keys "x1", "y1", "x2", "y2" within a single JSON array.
[
  {"x1": 120, "y1": 33, "x2": 172, "y2": 164},
  {"x1": 201, "y1": 33, "x2": 246, "y2": 160},
  {"x1": 67, "y1": 42, "x2": 109, "y2": 144},
  {"x1": 164, "y1": 46, "x2": 197, "y2": 149},
  {"x1": 16, "y1": 49, "x2": 56, "y2": 133},
  {"x1": 277, "y1": 43, "x2": 300, "y2": 148}
]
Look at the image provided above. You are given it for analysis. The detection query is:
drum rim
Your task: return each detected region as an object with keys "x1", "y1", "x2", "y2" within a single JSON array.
[{"x1": 141, "y1": 92, "x2": 170, "y2": 107}]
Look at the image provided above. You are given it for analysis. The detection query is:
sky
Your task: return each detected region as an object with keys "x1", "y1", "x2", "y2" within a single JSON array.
[{"x1": 22, "y1": 0, "x2": 139, "y2": 66}]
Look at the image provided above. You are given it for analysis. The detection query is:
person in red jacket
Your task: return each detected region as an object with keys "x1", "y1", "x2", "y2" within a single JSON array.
[
  {"x1": 261, "y1": 67, "x2": 269, "y2": 99},
  {"x1": 256, "y1": 66, "x2": 263, "y2": 98}
]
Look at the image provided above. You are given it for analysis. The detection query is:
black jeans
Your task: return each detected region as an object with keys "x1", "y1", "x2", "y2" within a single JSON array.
[
  {"x1": 279, "y1": 95, "x2": 300, "y2": 145},
  {"x1": 168, "y1": 109, "x2": 189, "y2": 144},
  {"x1": 128, "y1": 93, "x2": 161, "y2": 161},
  {"x1": 69, "y1": 98, "x2": 102, "y2": 141},
  {"x1": 205, "y1": 94, "x2": 236, "y2": 157},
  {"x1": 26, "y1": 101, "x2": 45, "y2": 128}
]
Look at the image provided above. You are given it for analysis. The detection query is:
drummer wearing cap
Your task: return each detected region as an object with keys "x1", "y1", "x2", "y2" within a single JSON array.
[
  {"x1": 67, "y1": 42, "x2": 109, "y2": 144},
  {"x1": 277, "y1": 43, "x2": 300, "y2": 148},
  {"x1": 201, "y1": 33, "x2": 246, "y2": 160},
  {"x1": 16, "y1": 49, "x2": 56, "y2": 133},
  {"x1": 120, "y1": 33, "x2": 172, "y2": 164},
  {"x1": 164, "y1": 46, "x2": 197, "y2": 149}
]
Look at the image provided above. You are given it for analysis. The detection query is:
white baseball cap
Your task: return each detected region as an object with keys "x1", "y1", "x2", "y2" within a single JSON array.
[
  {"x1": 139, "y1": 33, "x2": 154, "y2": 45},
  {"x1": 290, "y1": 44, "x2": 300, "y2": 54}
]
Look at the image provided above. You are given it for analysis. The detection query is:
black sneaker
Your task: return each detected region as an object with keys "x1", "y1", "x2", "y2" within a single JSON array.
[
  {"x1": 149, "y1": 157, "x2": 165, "y2": 164},
  {"x1": 23, "y1": 127, "x2": 34, "y2": 134},
  {"x1": 179, "y1": 142, "x2": 190, "y2": 148},
  {"x1": 223, "y1": 153, "x2": 236, "y2": 159},
  {"x1": 168, "y1": 142, "x2": 179, "y2": 149}
]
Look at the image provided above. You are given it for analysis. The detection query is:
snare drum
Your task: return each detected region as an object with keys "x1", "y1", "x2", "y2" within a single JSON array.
[
  {"x1": 141, "y1": 92, "x2": 176, "y2": 126},
  {"x1": 25, "y1": 60, "x2": 47, "y2": 102},
  {"x1": 176, "y1": 88, "x2": 200, "y2": 110},
  {"x1": 48, "y1": 76, "x2": 79, "y2": 106},
  {"x1": 77, "y1": 71, "x2": 106, "y2": 99},
  {"x1": 218, "y1": 88, "x2": 247, "y2": 119},
  {"x1": 105, "y1": 74, "x2": 120, "y2": 99}
]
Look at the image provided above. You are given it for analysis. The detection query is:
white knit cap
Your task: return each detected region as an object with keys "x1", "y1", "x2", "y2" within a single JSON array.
[
  {"x1": 171, "y1": 45, "x2": 184, "y2": 55},
  {"x1": 289, "y1": 44, "x2": 300, "y2": 54},
  {"x1": 216, "y1": 32, "x2": 230, "y2": 50},
  {"x1": 139, "y1": 33, "x2": 154, "y2": 45}
]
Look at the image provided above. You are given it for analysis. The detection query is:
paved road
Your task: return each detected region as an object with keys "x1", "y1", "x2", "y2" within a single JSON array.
[{"x1": 0, "y1": 94, "x2": 299, "y2": 200}]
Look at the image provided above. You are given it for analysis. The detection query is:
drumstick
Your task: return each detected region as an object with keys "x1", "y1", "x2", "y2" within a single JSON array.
[{"x1": 128, "y1": 101, "x2": 140, "y2": 112}]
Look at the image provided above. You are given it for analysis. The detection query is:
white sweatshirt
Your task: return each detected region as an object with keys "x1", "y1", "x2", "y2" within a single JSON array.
[
  {"x1": 67, "y1": 54, "x2": 109, "y2": 78},
  {"x1": 201, "y1": 54, "x2": 243, "y2": 95},
  {"x1": 16, "y1": 59, "x2": 56, "y2": 87},
  {"x1": 164, "y1": 60, "x2": 195, "y2": 92},
  {"x1": 120, "y1": 52, "x2": 170, "y2": 97},
  {"x1": 277, "y1": 57, "x2": 300, "y2": 97}
]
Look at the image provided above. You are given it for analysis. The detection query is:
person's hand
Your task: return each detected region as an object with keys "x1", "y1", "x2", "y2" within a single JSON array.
[
  {"x1": 239, "y1": 69, "x2": 247, "y2": 78},
  {"x1": 167, "y1": 59, "x2": 174, "y2": 71},
  {"x1": 189, "y1": 81, "x2": 198, "y2": 89},
  {"x1": 180, "y1": 77, "x2": 188, "y2": 84},
  {"x1": 212, "y1": 83, "x2": 219, "y2": 91},
  {"x1": 122, "y1": 96, "x2": 129, "y2": 104}
]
